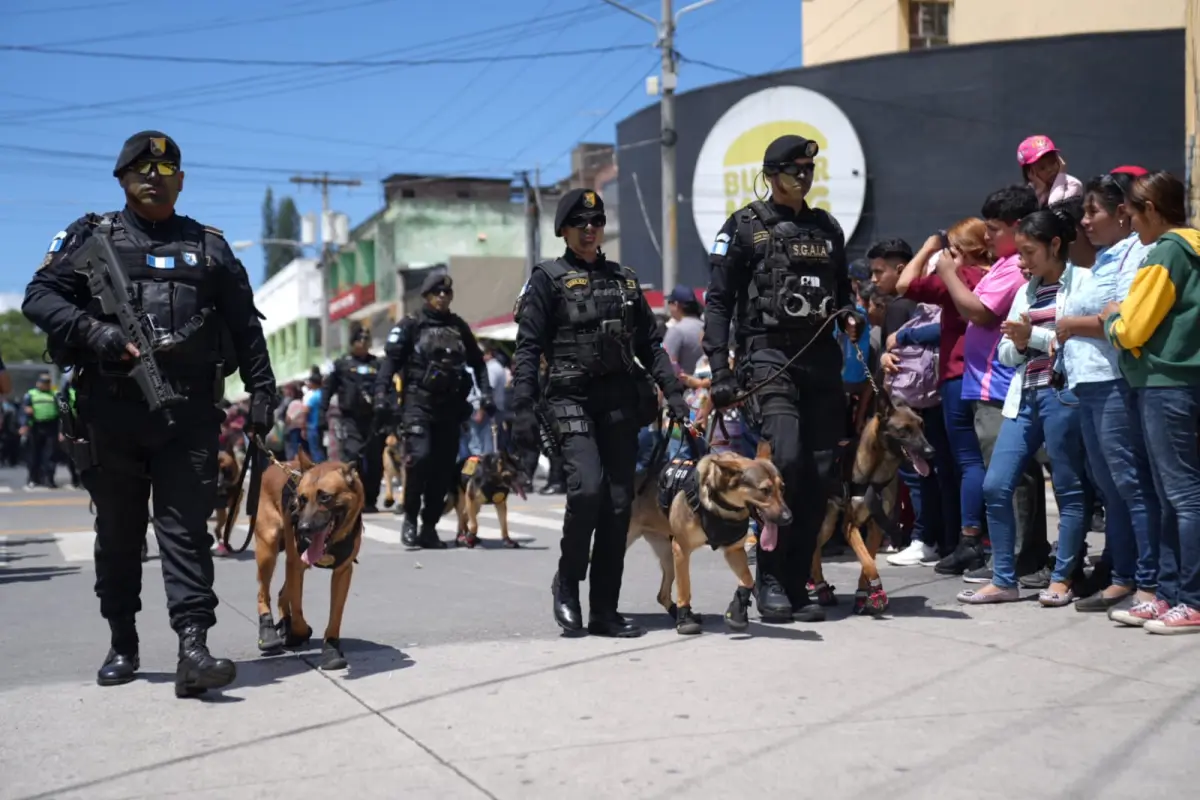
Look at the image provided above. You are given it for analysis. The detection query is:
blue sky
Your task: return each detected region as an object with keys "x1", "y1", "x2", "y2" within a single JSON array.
[{"x1": 0, "y1": 0, "x2": 801, "y2": 295}]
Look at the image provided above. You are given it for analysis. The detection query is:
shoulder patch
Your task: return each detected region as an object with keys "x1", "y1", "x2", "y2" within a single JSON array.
[
  {"x1": 203, "y1": 225, "x2": 225, "y2": 238},
  {"x1": 711, "y1": 231, "x2": 731, "y2": 257}
]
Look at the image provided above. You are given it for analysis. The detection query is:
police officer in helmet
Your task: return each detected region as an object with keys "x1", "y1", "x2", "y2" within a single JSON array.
[
  {"x1": 22, "y1": 130, "x2": 277, "y2": 696},
  {"x1": 321, "y1": 323, "x2": 384, "y2": 512},
  {"x1": 376, "y1": 271, "x2": 494, "y2": 549},
  {"x1": 704, "y1": 134, "x2": 861, "y2": 624},
  {"x1": 510, "y1": 188, "x2": 689, "y2": 638}
]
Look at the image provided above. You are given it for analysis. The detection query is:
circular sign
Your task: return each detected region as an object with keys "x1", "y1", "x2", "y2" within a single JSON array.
[{"x1": 691, "y1": 85, "x2": 868, "y2": 251}]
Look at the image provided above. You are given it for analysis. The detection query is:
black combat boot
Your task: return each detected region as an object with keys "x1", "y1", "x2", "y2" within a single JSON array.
[
  {"x1": 175, "y1": 623, "x2": 237, "y2": 699},
  {"x1": 401, "y1": 518, "x2": 420, "y2": 549},
  {"x1": 97, "y1": 616, "x2": 139, "y2": 687},
  {"x1": 755, "y1": 573, "x2": 793, "y2": 621},
  {"x1": 587, "y1": 610, "x2": 644, "y2": 638},
  {"x1": 551, "y1": 571, "x2": 583, "y2": 633},
  {"x1": 417, "y1": 523, "x2": 447, "y2": 549}
]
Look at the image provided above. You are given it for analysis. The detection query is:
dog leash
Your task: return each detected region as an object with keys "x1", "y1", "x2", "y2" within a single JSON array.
[{"x1": 221, "y1": 433, "x2": 303, "y2": 555}]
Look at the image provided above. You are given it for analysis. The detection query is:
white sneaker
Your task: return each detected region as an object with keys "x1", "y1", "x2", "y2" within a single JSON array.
[{"x1": 887, "y1": 540, "x2": 938, "y2": 567}]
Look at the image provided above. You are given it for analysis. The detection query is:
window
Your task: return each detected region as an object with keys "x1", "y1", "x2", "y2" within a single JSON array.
[
  {"x1": 400, "y1": 188, "x2": 415, "y2": 198},
  {"x1": 308, "y1": 318, "x2": 322, "y2": 349},
  {"x1": 908, "y1": 1, "x2": 949, "y2": 51},
  {"x1": 456, "y1": 189, "x2": 471, "y2": 198}
]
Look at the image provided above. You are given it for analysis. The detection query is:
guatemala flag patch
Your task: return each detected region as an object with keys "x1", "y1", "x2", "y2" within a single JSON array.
[
  {"x1": 146, "y1": 255, "x2": 175, "y2": 269},
  {"x1": 46, "y1": 231, "x2": 67, "y2": 253},
  {"x1": 710, "y1": 232, "x2": 730, "y2": 257}
]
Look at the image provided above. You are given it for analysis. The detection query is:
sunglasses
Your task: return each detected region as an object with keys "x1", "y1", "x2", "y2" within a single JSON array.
[
  {"x1": 776, "y1": 162, "x2": 814, "y2": 178},
  {"x1": 132, "y1": 160, "x2": 179, "y2": 177},
  {"x1": 566, "y1": 214, "x2": 606, "y2": 229},
  {"x1": 431, "y1": 288, "x2": 452, "y2": 296}
]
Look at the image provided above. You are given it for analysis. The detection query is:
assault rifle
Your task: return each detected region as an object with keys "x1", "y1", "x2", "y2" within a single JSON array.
[
  {"x1": 72, "y1": 221, "x2": 184, "y2": 426},
  {"x1": 534, "y1": 403, "x2": 559, "y2": 457}
]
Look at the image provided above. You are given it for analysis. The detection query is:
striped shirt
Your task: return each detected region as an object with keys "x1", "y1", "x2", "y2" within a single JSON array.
[{"x1": 1023, "y1": 280, "x2": 1061, "y2": 389}]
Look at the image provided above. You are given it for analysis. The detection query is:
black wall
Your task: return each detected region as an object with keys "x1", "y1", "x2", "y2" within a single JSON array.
[{"x1": 617, "y1": 30, "x2": 1185, "y2": 289}]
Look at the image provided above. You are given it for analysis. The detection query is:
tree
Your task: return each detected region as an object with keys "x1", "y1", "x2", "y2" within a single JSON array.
[
  {"x1": 264, "y1": 194, "x2": 304, "y2": 280},
  {"x1": 0, "y1": 310, "x2": 50, "y2": 364},
  {"x1": 261, "y1": 187, "x2": 276, "y2": 283}
]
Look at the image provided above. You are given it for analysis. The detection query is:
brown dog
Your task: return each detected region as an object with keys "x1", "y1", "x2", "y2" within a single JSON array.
[
  {"x1": 252, "y1": 449, "x2": 365, "y2": 670},
  {"x1": 382, "y1": 432, "x2": 405, "y2": 510},
  {"x1": 811, "y1": 397, "x2": 935, "y2": 616},
  {"x1": 444, "y1": 452, "x2": 529, "y2": 549},
  {"x1": 626, "y1": 439, "x2": 791, "y2": 635},
  {"x1": 212, "y1": 448, "x2": 241, "y2": 554}
]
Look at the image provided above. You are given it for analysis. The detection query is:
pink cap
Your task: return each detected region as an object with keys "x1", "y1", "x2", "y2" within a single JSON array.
[
  {"x1": 1111, "y1": 165, "x2": 1148, "y2": 177},
  {"x1": 1017, "y1": 135, "x2": 1058, "y2": 166}
]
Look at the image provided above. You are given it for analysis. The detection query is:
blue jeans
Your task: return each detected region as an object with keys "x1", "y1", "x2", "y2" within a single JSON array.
[
  {"x1": 305, "y1": 426, "x2": 326, "y2": 462},
  {"x1": 468, "y1": 416, "x2": 495, "y2": 456},
  {"x1": 1137, "y1": 386, "x2": 1200, "y2": 609},
  {"x1": 941, "y1": 378, "x2": 984, "y2": 530},
  {"x1": 983, "y1": 387, "x2": 1089, "y2": 588},
  {"x1": 1076, "y1": 380, "x2": 1160, "y2": 590},
  {"x1": 284, "y1": 428, "x2": 304, "y2": 460}
]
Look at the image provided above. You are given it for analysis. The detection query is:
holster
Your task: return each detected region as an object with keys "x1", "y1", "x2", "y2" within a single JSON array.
[{"x1": 56, "y1": 389, "x2": 98, "y2": 473}]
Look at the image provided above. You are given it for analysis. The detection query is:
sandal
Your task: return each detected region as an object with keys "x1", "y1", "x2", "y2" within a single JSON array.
[
  {"x1": 1038, "y1": 587, "x2": 1076, "y2": 607},
  {"x1": 957, "y1": 586, "x2": 1020, "y2": 604}
]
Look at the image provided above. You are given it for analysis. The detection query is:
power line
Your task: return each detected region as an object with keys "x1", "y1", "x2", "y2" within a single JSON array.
[
  {"x1": 0, "y1": 43, "x2": 650, "y2": 68},
  {"x1": 6, "y1": 0, "x2": 140, "y2": 15}
]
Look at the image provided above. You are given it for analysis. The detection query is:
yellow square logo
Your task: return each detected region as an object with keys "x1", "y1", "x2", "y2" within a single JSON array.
[{"x1": 149, "y1": 137, "x2": 167, "y2": 156}]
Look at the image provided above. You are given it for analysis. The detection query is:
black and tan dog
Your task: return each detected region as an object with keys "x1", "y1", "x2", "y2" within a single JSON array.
[
  {"x1": 253, "y1": 449, "x2": 365, "y2": 670},
  {"x1": 811, "y1": 396, "x2": 935, "y2": 616},
  {"x1": 444, "y1": 452, "x2": 528, "y2": 549},
  {"x1": 381, "y1": 431, "x2": 405, "y2": 510},
  {"x1": 626, "y1": 439, "x2": 792, "y2": 635},
  {"x1": 212, "y1": 447, "x2": 242, "y2": 556}
]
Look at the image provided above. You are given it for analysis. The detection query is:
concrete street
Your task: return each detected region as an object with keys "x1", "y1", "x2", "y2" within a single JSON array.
[{"x1": 1, "y1": 463, "x2": 1198, "y2": 800}]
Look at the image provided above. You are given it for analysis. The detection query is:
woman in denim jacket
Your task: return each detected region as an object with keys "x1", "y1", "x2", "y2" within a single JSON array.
[
  {"x1": 958, "y1": 208, "x2": 1091, "y2": 606},
  {"x1": 1055, "y1": 173, "x2": 1157, "y2": 613}
]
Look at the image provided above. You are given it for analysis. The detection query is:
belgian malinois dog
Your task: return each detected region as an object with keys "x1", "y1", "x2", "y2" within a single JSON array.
[
  {"x1": 253, "y1": 449, "x2": 365, "y2": 671},
  {"x1": 381, "y1": 431, "x2": 405, "y2": 510},
  {"x1": 444, "y1": 452, "x2": 529, "y2": 548},
  {"x1": 626, "y1": 439, "x2": 792, "y2": 635},
  {"x1": 811, "y1": 396, "x2": 935, "y2": 616},
  {"x1": 212, "y1": 447, "x2": 241, "y2": 555}
]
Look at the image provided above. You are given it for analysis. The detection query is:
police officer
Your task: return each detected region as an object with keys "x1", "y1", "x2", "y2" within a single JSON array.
[
  {"x1": 704, "y1": 134, "x2": 861, "y2": 624},
  {"x1": 22, "y1": 130, "x2": 277, "y2": 696},
  {"x1": 510, "y1": 188, "x2": 688, "y2": 638},
  {"x1": 376, "y1": 272, "x2": 494, "y2": 549},
  {"x1": 320, "y1": 324, "x2": 383, "y2": 512},
  {"x1": 21, "y1": 372, "x2": 60, "y2": 488}
]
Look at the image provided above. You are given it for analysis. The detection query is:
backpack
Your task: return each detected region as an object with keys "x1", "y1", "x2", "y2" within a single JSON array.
[{"x1": 884, "y1": 303, "x2": 941, "y2": 409}]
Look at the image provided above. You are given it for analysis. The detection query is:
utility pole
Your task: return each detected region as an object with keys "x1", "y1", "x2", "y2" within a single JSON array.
[
  {"x1": 289, "y1": 173, "x2": 362, "y2": 363},
  {"x1": 521, "y1": 170, "x2": 540, "y2": 280},
  {"x1": 600, "y1": 0, "x2": 717, "y2": 295}
]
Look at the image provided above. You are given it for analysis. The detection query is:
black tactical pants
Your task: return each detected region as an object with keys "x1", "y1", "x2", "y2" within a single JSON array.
[
  {"x1": 77, "y1": 393, "x2": 223, "y2": 631},
  {"x1": 552, "y1": 397, "x2": 641, "y2": 614},
  {"x1": 339, "y1": 414, "x2": 383, "y2": 507},
  {"x1": 27, "y1": 420, "x2": 58, "y2": 486},
  {"x1": 741, "y1": 349, "x2": 846, "y2": 606},
  {"x1": 401, "y1": 411, "x2": 462, "y2": 527}
]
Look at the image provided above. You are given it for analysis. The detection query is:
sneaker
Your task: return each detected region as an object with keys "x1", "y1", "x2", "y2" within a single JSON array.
[
  {"x1": 963, "y1": 566, "x2": 993, "y2": 584},
  {"x1": 1109, "y1": 599, "x2": 1170, "y2": 628},
  {"x1": 934, "y1": 537, "x2": 985, "y2": 576},
  {"x1": 1144, "y1": 604, "x2": 1200, "y2": 635},
  {"x1": 1019, "y1": 566, "x2": 1052, "y2": 590},
  {"x1": 887, "y1": 540, "x2": 938, "y2": 567}
]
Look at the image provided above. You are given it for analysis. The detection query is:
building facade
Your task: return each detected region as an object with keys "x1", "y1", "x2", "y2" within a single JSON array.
[{"x1": 803, "y1": 0, "x2": 1184, "y2": 66}]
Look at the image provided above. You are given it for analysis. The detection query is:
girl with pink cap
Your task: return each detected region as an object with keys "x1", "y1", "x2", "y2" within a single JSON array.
[{"x1": 1018, "y1": 135, "x2": 1083, "y2": 207}]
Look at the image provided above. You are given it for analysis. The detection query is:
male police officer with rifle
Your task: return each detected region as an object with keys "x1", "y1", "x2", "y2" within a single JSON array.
[
  {"x1": 704, "y1": 135, "x2": 862, "y2": 624},
  {"x1": 23, "y1": 131, "x2": 276, "y2": 698}
]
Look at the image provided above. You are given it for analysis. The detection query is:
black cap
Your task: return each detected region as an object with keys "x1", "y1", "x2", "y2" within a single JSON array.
[
  {"x1": 113, "y1": 130, "x2": 181, "y2": 177},
  {"x1": 421, "y1": 271, "x2": 453, "y2": 296},
  {"x1": 763, "y1": 135, "x2": 818, "y2": 170},
  {"x1": 349, "y1": 325, "x2": 371, "y2": 344},
  {"x1": 554, "y1": 188, "x2": 605, "y2": 236}
]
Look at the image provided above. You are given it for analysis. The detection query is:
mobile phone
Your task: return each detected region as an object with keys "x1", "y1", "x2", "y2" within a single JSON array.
[{"x1": 938, "y1": 229, "x2": 950, "y2": 250}]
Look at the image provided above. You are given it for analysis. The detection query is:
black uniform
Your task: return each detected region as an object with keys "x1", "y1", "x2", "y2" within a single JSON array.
[
  {"x1": 511, "y1": 188, "x2": 685, "y2": 637},
  {"x1": 22, "y1": 129, "x2": 276, "y2": 695},
  {"x1": 377, "y1": 274, "x2": 492, "y2": 548},
  {"x1": 704, "y1": 136, "x2": 855, "y2": 621},
  {"x1": 321, "y1": 343, "x2": 384, "y2": 510}
]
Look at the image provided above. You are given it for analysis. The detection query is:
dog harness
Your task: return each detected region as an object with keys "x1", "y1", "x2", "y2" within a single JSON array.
[
  {"x1": 656, "y1": 457, "x2": 750, "y2": 550},
  {"x1": 281, "y1": 481, "x2": 363, "y2": 570},
  {"x1": 459, "y1": 456, "x2": 510, "y2": 505}
]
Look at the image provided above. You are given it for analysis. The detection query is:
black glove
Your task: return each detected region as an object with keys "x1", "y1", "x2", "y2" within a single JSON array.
[
  {"x1": 81, "y1": 319, "x2": 130, "y2": 361},
  {"x1": 248, "y1": 390, "x2": 276, "y2": 437},
  {"x1": 710, "y1": 369, "x2": 740, "y2": 410},
  {"x1": 665, "y1": 393, "x2": 691, "y2": 424},
  {"x1": 512, "y1": 408, "x2": 541, "y2": 453},
  {"x1": 373, "y1": 392, "x2": 390, "y2": 414},
  {"x1": 479, "y1": 393, "x2": 497, "y2": 416}
]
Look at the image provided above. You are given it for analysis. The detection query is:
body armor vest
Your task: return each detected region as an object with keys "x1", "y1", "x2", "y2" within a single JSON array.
[
  {"x1": 335, "y1": 355, "x2": 379, "y2": 418},
  {"x1": 404, "y1": 321, "x2": 466, "y2": 403},
  {"x1": 537, "y1": 258, "x2": 641, "y2": 390},
  {"x1": 740, "y1": 201, "x2": 838, "y2": 331},
  {"x1": 657, "y1": 457, "x2": 751, "y2": 550}
]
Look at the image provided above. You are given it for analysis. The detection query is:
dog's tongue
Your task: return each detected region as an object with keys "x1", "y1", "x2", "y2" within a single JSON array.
[
  {"x1": 301, "y1": 527, "x2": 330, "y2": 567},
  {"x1": 759, "y1": 521, "x2": 779, "y2": 552},
  {"x1": 904, "y1": 447, "x2": 932, "y2": 478}
]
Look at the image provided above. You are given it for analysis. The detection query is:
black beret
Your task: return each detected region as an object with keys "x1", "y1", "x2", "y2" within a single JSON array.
[
  {"x1": 554, "y1": 188, "x2": 605, "y2": 236},
  {"x1": 113, "y1": 130, "x2": 181, "y2": 177},
  {"x1": 421, "y1": 271, "x2": 453, "y2": 296},
  {"x1": 763, "y1": 135, "x2": 819, "y2": 168}
]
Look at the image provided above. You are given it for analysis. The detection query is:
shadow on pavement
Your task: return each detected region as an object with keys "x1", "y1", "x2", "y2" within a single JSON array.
[
  {"x1": 0, "y1": 565, "x2": 82, "y2": 584},
  {"x1": 295, "y1": 638, "x2": 414, "y2": 680},
  {"x1": 140, "y1": 654, "x2": 314, "y2": 700}
]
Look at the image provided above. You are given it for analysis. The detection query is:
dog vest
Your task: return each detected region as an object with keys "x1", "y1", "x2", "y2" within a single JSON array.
[
  {"x1": 656, "y1": 457, "x2": 750, "y2": 550},
  {"x1": 459, "y1": 456, "x2": 510, "y2": 505},
  {"x1": 281, "y1": 480, "x2": 362, "y2": 570}
]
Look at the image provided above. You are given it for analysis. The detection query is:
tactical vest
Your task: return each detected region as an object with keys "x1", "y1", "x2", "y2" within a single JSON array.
[
  {"x1": 403, "y1": 320, "x2": 466, "y2": 403},
  {"x1": 459, "y1": 456, "x2": 512, "y2": 504},
  {"x1": 85, "y1": 213, "x2": 233, "y2": 377},
  {"x1": 536, "y1": 258, "x2": 641, "y2": 390},
  {"x1": 657, "y1": 457, "x2": 750, "y2": 550},
  {"x1": 335, "y1": 355, "x2": 379, "y2": 418},
  {"x1": 738, "y1": 201, "x2": 838, "y2": 331},
  {"x1": 27, "y1": 388, "x2": 58, "y2": 423}
]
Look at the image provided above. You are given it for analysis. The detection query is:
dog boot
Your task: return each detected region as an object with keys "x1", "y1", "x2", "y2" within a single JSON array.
[
  {"x1": 675, "y1": 604, "x2": 702, "y2": 635},
  {"x1": 257, "y1": 613, "x2": 284, "y2": 653},
  {"x1": 97, "y1": 616, "x2": 139, "y2": 687},
  {"x1": 551, "y1": 571, "x2": 583, "y2": 633},
  {"x1": 175, "y1": 623, "x2": 237, "y2": 699},
  {"x1": 755, "y1": 574, "x2": 793, "y2": 621},
  {"x1": 401, "y1": 518, "x2": 420, "y2": 549},
  {"x1": 725, "y1": 586, "x2": 753, "y2": 632},
  {"x1": 319, "y1": 638, "x2": 348, "y2": 671},
  {"x1": 417, "y1": 523, "x2": 447, "y2": 550}
]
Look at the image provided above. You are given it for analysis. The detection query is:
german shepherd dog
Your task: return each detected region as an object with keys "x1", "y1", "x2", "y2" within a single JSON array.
[
  {"x1": 444, "y1": 452, "x2": 529, "y2": 549},
  {"x1": 811, "y1": 396, "x2": 935, "y2": 616},
  {"x1": 381, "y1": 431, "x2": 405, "y2": 510},
  {"x1": 626, "y1": 439, "x2": 792, "y2": 635},
  {"x1": 212, "y1": 448, "x2": 241, "y2": 555},
  {"x1": 252, "y1": 449, "x2": 365, "y2": 671}
]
